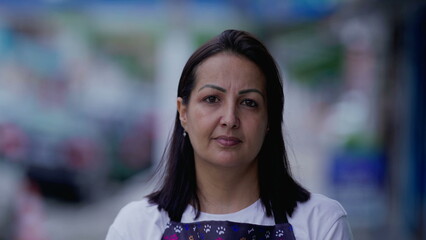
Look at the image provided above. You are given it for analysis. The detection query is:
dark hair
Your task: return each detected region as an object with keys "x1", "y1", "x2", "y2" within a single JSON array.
[{"x1": 148, "y1": 29, "x2": 310, "y2": 222}]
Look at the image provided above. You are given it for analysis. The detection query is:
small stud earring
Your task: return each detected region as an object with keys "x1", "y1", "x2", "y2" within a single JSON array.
[{"x1": 183, "y1": 131, "x2": 187, "y2": 137}]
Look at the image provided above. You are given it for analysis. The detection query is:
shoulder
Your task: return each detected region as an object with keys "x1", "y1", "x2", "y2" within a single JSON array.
[
  {"x1": 290, "y1": 193, "x2": 353, "y2": 240},
  {"x1": 105, "y1": 198, "x2": 169, "y2": 240},
  {"x1": 293, "y1": 193, "x2": 347, "y2": 220}
]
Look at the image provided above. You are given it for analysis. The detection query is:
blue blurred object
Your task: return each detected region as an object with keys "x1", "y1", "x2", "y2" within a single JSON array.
[
  {"x1": 233, "y1": 0, "x2": 338, "y2": 22},
  {"x1": 330, "y1": 147, "x2": 387, "y2": 232},
  {"x1": 331, "y1": 150, "x2": 386, "y2": 188},
  {"x1": 404, "y1": 4, "x2": 426, "y2": 239}
]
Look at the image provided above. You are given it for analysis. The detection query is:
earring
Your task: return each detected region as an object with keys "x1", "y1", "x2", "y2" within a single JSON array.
[{"x1": 183, "y1": 131, "x2": 187, "y2": 137}]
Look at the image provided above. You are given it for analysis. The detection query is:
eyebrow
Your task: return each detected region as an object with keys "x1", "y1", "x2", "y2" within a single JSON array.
[
  {"x1": 198, "y1": 84, "x2": 265, "y2": 98},
  {"x1": 238, "y1": 89, "x2": 265, "y2": 98},
  {"x1": 198, "y1": 84, "x2": 226, "y2": 92}
]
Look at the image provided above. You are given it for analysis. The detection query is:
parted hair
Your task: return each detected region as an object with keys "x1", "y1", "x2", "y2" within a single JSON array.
[{"x1": 148, "y1": 29, "x2": 310, "y2": 222}]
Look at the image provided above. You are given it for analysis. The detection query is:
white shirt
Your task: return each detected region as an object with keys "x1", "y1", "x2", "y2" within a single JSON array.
[{"x1": 106, "y1": 193, "x2": 353, "y2": 240}]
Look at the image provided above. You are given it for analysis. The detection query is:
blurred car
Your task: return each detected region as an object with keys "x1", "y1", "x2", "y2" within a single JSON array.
[
  {"x1": 16, "y1": 110, "x2": 153, "y2": 202},
  {"x1": 0, "y1": 89, "x2": 154, "y2": 203},
  {"x1": 25, "y1": 133, "x2": 106, "y2": 202},
  {"x1": 22, "y1": 110, "x2": 109, "y2": 202}
]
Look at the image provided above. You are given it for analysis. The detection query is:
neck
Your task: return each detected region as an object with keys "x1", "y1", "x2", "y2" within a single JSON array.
[{"x1": 195, "y1": 160, "x2": 259, "y2": 214}]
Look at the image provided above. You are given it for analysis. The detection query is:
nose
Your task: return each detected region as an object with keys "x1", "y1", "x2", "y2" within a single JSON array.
[{"x1": 220, "y1": 103, "x2": 240, "y2": 129}]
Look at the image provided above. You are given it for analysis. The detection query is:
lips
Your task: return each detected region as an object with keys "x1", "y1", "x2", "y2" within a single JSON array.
[{"x1": 214, "y1": 136, "x2": 242, "y2": 147}]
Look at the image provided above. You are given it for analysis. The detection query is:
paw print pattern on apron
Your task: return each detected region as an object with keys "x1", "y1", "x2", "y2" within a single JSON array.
[{"x1": 161, "y1": 220, "x2": 295, "y2": 240}]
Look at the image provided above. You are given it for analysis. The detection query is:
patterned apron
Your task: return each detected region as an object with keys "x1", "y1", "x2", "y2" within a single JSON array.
[{"x1": 161, "y1": 211, "x2": 296, "y2": 240}]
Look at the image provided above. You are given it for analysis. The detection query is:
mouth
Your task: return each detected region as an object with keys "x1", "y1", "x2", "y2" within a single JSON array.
[{"x1": 213, "y1": 136, "x2": 242, "y2": 147}]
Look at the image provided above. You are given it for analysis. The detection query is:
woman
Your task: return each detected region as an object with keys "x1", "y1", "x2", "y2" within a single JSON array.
[{"x1": 106, "y1": 29, "x2": 353, "y2": 240}]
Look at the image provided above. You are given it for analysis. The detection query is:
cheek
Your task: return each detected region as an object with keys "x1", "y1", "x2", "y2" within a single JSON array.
[
  {"x1": 188, "y1": 108, "x2": 216, "y2": 134},
  {"x1": 246, "y1": 113, "x2": 268, "y2": 131},
  {"x1": 251, "y1": 117, "x2": 268, "y2": 143}
]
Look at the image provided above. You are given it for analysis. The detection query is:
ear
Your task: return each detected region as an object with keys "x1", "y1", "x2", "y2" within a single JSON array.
[{"x1": 177, "y1": 97, "x2": 188, "y2": 128}]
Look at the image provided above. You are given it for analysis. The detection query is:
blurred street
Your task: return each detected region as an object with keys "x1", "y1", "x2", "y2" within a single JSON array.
[
  {"x1": 0, "y1": 1, "x2": 425, "y2": 240},
  {"x1": 42, "y1": 173, "x2": 155, "y2": 240}
]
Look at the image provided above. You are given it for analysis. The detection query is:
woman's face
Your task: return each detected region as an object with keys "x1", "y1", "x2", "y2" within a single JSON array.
[{"x1": 177, "y1": 53, "x2": 268, "y2": 170}]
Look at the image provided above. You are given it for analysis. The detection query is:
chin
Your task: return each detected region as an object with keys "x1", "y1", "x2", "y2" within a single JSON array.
[{"x1": 209, "y1": 156, "x2": 256, "y2": 169}]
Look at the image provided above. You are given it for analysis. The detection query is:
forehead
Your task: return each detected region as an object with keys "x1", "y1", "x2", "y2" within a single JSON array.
[{"x1": 194, "y1": 53, "x2": 266, "y2": 89}]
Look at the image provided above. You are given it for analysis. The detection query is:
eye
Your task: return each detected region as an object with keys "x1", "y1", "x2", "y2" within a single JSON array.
[
  {"x1": 241, "y1": 99, "x2": 258, "y2": 108},
  {"x1": 203, "y1": 95, "x2": 220, "y2": 103}
]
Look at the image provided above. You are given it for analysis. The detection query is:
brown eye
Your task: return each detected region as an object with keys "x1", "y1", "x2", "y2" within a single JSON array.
[
  {"x1": 204, "y1": 96, "x2": 220, "y2": 103},
  {"x1": 241, "y1": 99, "x2": 258, "y2": 108}
]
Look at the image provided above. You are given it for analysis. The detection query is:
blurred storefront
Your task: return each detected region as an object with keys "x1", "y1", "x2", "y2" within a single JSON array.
[{"x1": 0, "y1": 0, "x2": 424, "y2": 239}]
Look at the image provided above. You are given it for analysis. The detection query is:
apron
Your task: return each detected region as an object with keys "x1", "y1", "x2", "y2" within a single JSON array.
[{"x1": 161, "y1": 208, "x2": 296, "y2": 240}]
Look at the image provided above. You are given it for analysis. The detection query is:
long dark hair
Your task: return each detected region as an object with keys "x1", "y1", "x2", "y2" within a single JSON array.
[{"x1": 148, "y1": 29, "x2": 310, "y2": 222}]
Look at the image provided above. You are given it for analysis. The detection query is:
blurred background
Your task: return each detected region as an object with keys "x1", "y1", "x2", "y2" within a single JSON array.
[{"x1": 0, "y1": 0, "x2": 425, "y2": 239}]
